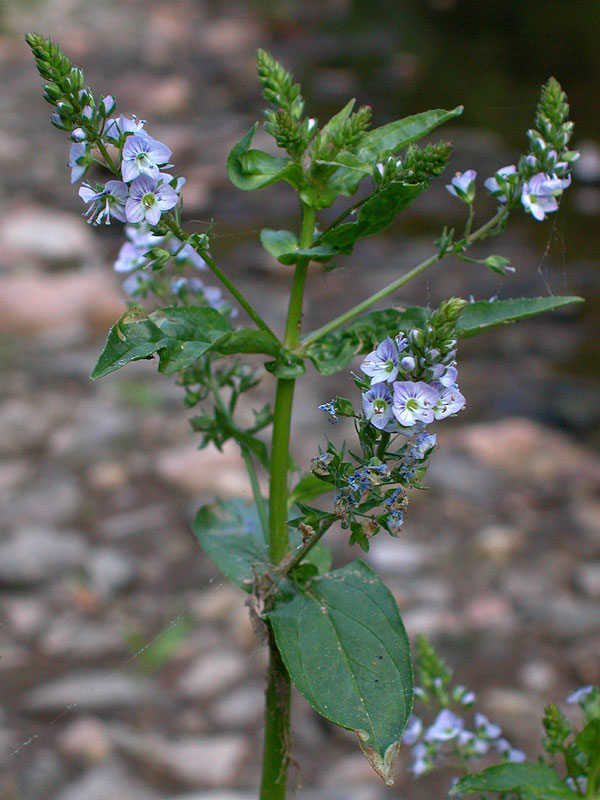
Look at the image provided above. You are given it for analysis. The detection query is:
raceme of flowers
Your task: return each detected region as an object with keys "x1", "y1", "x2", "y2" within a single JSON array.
[{"x1": 360, "y1": 331, "x2": 465, "y2": 433}]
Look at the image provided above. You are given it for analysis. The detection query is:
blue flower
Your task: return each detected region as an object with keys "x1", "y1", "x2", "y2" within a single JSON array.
[
  {"x1": 387, "y1": 509, "x2": 404, "y2": 535},
  {"x1": 566, "y1": 685, "x2": 594, "y2": 704},
  {"x1": 125, "y1": 175, "x2": 178, "y2": 225},
  {"x1": 104, "y1": 114, "x2": 147, "y2": 143},
  {"x1": 392, "y1": 381, "x2": 440, "y2": 427},
  {"x1": 362, "y1": 382, "x2": 394, "y2": 430},
  {"x1": 446, "y1": 169, "x2": 477, "y2": 202},
  {"x1": 79, "y1": 180, "x2": 128, "y2": 225},
  {"x1": 68, "y1": 142, "x2": 89, "y2": 184},
  {"x1": 484, "y1": 165, "x2": 517, "y2": 203},
  {"x1": 318, "y1": 401, "x2": 338, "y2": 424},
  {"x1": 521, "y1": 172, "x2": 567, "y2": 221},
  {"x1": 360, "y1": 337, "x2": 399, "y2": 384},
  {"x1": 424, "y1": 709, "x2": 464, "y2": 742},
  {"x1": 114, "y1": 241, "x2": 146, "y2": 273},
  {"x1": 433, "y1": 386, "x2": 466, "y2": 420},
  {"x1": 121, "y1": 134, "x2": 172, "y2": 182}
]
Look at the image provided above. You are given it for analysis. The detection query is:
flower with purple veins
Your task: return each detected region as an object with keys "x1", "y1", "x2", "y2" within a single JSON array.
[
  {"x1": 68, "y1": 141, "x2": 89, "y2": 183},
  {"x1": 125, "y1": 174, "x2": 178, "y2": 225},
  {"x1": 362, "y1": 382, "x2": 395, "y2": 430},
  {"x1": 484, "y1": 165, "x2": 517, "y2": 202},
  {"x1": 79, "y1": 180, "x2": 128, "y2": 225},
  {"x1": 433, "y1": 386, "x2": 466, "y2": 420},
  {"x1": 446, "y1": 169, "x2": 477, "y2": 202},
  {"x1": 360, "y1": 337, "x2": 399, "y2": 384},
  {"x1": 439, "y1": 365, "x2": 458, "y2": 387},
  {"x1": 122, "y1": 134, "x2": 173, "y2": 182},
  {"x1": 104, "y1": 114, "x2": 147, "y2": 142},
  {"x1": 521, "y1": 172, "x2": 564, "y2": 221},
  {"x1": 392, "y1": 381, "x2": 440, "y2": 427},
  {"x1": 411, "y1": 432, "x2": 437, "y2": 459}
]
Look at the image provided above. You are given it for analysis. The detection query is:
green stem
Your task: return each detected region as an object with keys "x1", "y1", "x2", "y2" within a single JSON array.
[
  {"x1": 260, "y1": 630, "x2": 291, "y2": 800},
  {"x1": 261, "y1": 202, "x2": 316, "y2": 800},
  {"x1": 164, "y1": 219, "x2": 278, "y2": 340},
  {"x1": 301, "y1": 207, "x2": 508, "y2": 347},
  {"x1": 96, "y1": 138, "x2": 119, "y2": 175},
  {"x1": 241, "y1": 447, "x2": 269, "y2": 538},
  {"x1": 279, "y1": 522, "x2": 330, "y2": 577}
]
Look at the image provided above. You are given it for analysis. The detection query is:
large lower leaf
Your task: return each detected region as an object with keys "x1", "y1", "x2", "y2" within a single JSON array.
[
  {"x1": 451, "y1": 763, "x2": 579, "y2": 800},
  {"x1": 227, "y1": 123, "x2": 303, "y2": 191},
  {"x1": 268, "y1": 560, "x2": 413, "y2": 785},
  {"x1": 192, "y1": 499, "x2": 269, "y2": 592},
  {"x1": 457, "y1": 296, "x2": 583, "y2": 337},
  {"x1": 151, "y1": 306, "x2": 236, "y2": 373},
  {"x1": 90, "y1": 315, "x2": 169, "y2": 379}
]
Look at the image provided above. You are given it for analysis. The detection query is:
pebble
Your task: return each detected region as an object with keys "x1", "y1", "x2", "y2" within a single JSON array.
[
  {"x1": 98, "y1": 503, "x2": 171, "y2": 539},
  {"x1": 366, "y1": 538, "x2": 433, "y2": 575},
  {"x1": 0, "y1": 206, "x2": 93, "y2": 263},
  {"x1": 87, "y1": 548, "x2": 137, "y2": 598},
  {"x1": 155, "y1": 441, "x2": 253, "y2": 496},
  {"x1": 178, "y1": 651, "x2": 246, "y2": 699},
  {"x1": 0, "y1": 400, "x2": 51, "y2": 457},
  {"x1": 1, "y1": 474, "x2": 82, "y2": 526},
  {"x1": 58, "y1": 718, "x2": 113, "y2": 763},
  {"x1": 518, "y1": 594, "x2": 600, "y2": 638},
  {"x1": 2, "y1": 596, "x2": 48, "y2": 637},
  {"x1": 24, "y1": 672, "x2": 157, "y2": 713},
  {"x1": 576, "y1": 561, "x2": 600, "y2": 598},
  {"x1": 40, "y1": 616, "x2": 125, "y2": 658},
  {"x1": 211, "y1": 685, "x2": 264, "y2": 728},
  {"x1": 518, "y1": 660, "x2": 559, "y2": 692},
  {"x1": 475, "y1": 524, "x2": 526, "y2": 564},
  {"x1": 0, "y1": 527, "x2": 87, "y2": 585},
  {"x1": 54, "y1": 759, "x2": 161, "y2": 800}
]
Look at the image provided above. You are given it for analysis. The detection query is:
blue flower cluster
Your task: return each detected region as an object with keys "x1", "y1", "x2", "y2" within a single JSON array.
[{"x1": 360, "y1": 331, "x2": 465, "y2": 432}]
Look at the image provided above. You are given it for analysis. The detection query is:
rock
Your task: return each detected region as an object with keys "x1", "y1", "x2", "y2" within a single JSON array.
[
  {"x1": 321, "y1": 754, "x2": 384, "y2": 787},
  {"x1": 211, "y1": 684, "x2": 264, "y2": 728},
  {"x1": 475, "y1": 525, "x2": 526, "y2": 564},
  {"x1": 573, "y1": 140, "x2": 600, "y2": 183},
  {"x1": 574, "y1": 499, "x2": 600, "y2": 543},
  {"x1": 54, "y1": 758, "x2": 161, "y2": 800},
  {"x1": 24, "y1": 672, "x2": 156, "y2": 713},
  {"x1": 58, "y1": 717, "x2": 113, "y2": 763},
  {"x1": 366, "y1": 538, "x2": 434, "y2": 575},
  {"x1": 2, "y1": 596, "x2": 48, "y2": 637},
  {"x1": 1, "y1": 474, "x2": 82, "y2": 526},
  {"x1": 0, "y1": 400, "x2": 51, "y2": 456},
  {"x1": 86, "y1": 461, "x2": 130, "y2": 492},
  {"x1": 0, "y1": 206, "x2": 93, "y2": 263},
  {"x1": 107, "y1": 724, "x2": 247, "y2": 787},
  {"x1": 155, "y1": 441, "x2": 254, "y2": 496},
  {"x1": 87, "y1": 548, "x2": 136, "y2": 598},
  {"x1": 0, "y1": 269, "x2": 123, "y2": 334},
  {"x1": 518, "y1": 660, "x2": 559, "y2": 692},
  {"x1": 462, "y1": 594, "x2": 516, "y2": 632},
  {"x1": 15, "y1": 748, "x2": 66, "y2": 799},
  {"x1": 178, "y1": 651, "x2": 246, "y2": 699},
  {"x1": 576, "y1": 561, "x2": 600, "y2": 598},
  {"x1": 426, "y1": 450, "x2": 500, "y2": 500},
  {"x1": 459, "y1": 418, "x2": 597, "y2": 486},
  {"x1": 98, "y1": 503, "x2": 171, "y2": 539},
  {"x1": 40, "y1": 616, "x2": 125, "y2": 658},
  {"x1": 0, "y1": 459, "x2": 29, "y2": 496},
  {"x1": 0, "y1": 527, "x2": 87, "y2": 585},
  {"x1": 518, "y1": 594, "x2": 600, "y2": 638}
]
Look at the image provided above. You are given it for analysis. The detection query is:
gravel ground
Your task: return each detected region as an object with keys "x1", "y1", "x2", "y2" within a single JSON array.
[{"x1": 1, "y1": 2, "x2": 599, "y2": 798}]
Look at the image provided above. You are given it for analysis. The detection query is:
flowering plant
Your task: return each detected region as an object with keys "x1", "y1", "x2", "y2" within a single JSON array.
[{"x1": 27, "y1": 34, "x2": 583, "y2": 799}]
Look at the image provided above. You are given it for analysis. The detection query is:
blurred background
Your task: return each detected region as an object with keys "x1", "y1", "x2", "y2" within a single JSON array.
[{"x1": 0, "y1": 1, "x2": 599, "y2": 798}]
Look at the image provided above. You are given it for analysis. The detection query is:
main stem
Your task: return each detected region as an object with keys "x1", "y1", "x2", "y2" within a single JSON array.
[{"x1": 260, "y1": 202, "x2": 316, "y2": 800}]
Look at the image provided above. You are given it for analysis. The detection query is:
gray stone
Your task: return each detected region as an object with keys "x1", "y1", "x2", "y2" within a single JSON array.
[
  {"x1": 87, "y1": 548, "x2": 137, "y2": 598},
  {"x1": 0, "y1": 206, "x2": 93, "y2": 262},
  {"x1": 99, "y1": 503, "x2": 171, "y2": 539},
  {"x1": 178, "y1": 651, "x2": 246, "y2": 699},
  {"x1": 211, "y1": 684, "x2": 264, "y2": 727},
  {"x1": 54, "y1": 758, "x2": 161, "y2": 800},
  {"x1": 40, "y1": 616, "x2": 125, "y2": 658},
  {"x1": 576, "y1": 562, "x2": 600, "y2": 598},
  {"x1": 366, "y1": 538, "x2": 434, "y2": 575},
  {"x1": 1, "y1": 474, "x2": 82, "y2": 526},
  {"x1": 24, "y1": 671, "x2": 156, "y2": 713},
  {"x1": 518, "y1": 595, "x2": 600, "y2": 637},
  {"x1": 0, "y1": 527, "x2": 87, "y2": 585},
  {"x1": 0, "y1": 400, "x2": 50, "y2": 457}
]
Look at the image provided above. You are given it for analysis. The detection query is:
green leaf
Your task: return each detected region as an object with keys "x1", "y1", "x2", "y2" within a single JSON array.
[
  {"x1": 575, "y1": 718, "x2": 600, "y2": 763},
  {"x1": 288, "y1": 473, "x2": 334, "y2": 507},
  {"x1": 91, "y1": 315, "x2": 168, "y2": 379},
  {"x1": 268, "y1": 560, "x2": 413, "y2": 785},
  {"x1": 192, "y1": 499, "x2": 269, "y2": 592},
  {"x1": 322, "y1": 182, "x2": 424, "y2": 253},
  {"x1": 227, "y1": 123, "x2": 303, "y2": 191},
  {"x1": 451, "y1": 763, "x2": 578, "y2": 800},
  {"x1": 215, "y1": 328, "x2": 281, "y2": 357},
  {"x1": 305, "y1": 307, "x2": 428, "y2": 375},
  {"x1": 457, "y1": 296, "x2": 584, "y2": 338},
  {"x1": 151, "y1": 306, "x2": 234, "y2": 373},
  {"x1": 260, "y1": 228, "x2": 338, "y2": 265},
  {"x1": 357, "y1": 106, "x2": 463, "y2": 163}
]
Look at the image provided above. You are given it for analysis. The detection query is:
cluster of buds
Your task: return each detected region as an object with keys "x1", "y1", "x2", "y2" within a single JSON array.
[
  {"x1": 374, "y1": 141, "x2": 452, "y2": 189},
  {"x1": 360, "y1": 298, "x2": 466, "y2": 432},
  {"x1": 27, "y1": 34, "x2": 227, "y2": 312},
  {"x1": 447, "y1": 78, "x2": 578, "y2": 223}
]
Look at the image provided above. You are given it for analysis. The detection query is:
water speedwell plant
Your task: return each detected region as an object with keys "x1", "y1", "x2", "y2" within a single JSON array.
[{"x1": 27, "y1": 34, "x2": 583, "y2": 798}]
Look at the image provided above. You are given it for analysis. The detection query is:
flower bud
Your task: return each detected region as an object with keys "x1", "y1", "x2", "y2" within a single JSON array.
[
  {"x1": 42, "y1": 83, "x2": 61, "y2": 103},
  {"x1": 99, "y1": 94, "x2": 115, "y2": 116},
  {"x1": 71, "y1": 127, "x2": 86, "y2": 142}
]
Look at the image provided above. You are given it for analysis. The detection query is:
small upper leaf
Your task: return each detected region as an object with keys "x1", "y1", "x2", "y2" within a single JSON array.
[{"x1": 227, "y1": 123, "x2": 303, "y2": 191}]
